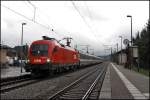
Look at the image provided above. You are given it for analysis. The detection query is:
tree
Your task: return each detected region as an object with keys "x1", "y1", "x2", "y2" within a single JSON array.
[{"x1": 133, "y1": 19, "x2": 149, "y2": 69}]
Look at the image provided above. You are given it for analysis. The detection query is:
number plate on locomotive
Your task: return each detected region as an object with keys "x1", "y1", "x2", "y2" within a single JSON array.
[{"x1": 34, "y1": 59, "x2": 41, "y2": 63}]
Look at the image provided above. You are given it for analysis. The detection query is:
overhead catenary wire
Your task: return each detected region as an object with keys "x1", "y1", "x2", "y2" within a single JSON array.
[
  {"x1": 26, "y1": 1, "x2": 68, "y2": 39},
  {"x1": 27, "y1": 0, "x2": 36, "y2": 22},
  {"x1": 1, "y1": 5, "x2": 52, "y2": 31},
  {"x1": 71, "y1": 1, "x2": 94, "y2": 34},
  {"x1": 84, "y1": 1, "x2": 99, "y2": 37},
  {"x1": 71, "y1": 1, "x2": 103, "y2": 46},
  {"x1": 2, "y1": 3, "x2": 66, "y2": 41}
]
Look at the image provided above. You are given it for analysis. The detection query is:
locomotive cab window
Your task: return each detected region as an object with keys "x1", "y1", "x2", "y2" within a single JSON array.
[
  {"x1": 31, "y1": 44, "x2": 48, "y2": 56},
  {"x1": 53, "y1": 46, "x2": 59, "y2": 53}
]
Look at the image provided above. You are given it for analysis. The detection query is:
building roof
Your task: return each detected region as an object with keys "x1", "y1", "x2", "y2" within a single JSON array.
[{"x1": 0, "y1": 44, "x2": 11, "y2": 49}]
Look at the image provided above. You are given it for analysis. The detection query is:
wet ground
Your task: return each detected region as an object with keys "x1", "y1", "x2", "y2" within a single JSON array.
[{"x1": 1, "y1": 66, "x2": 30, "y2": 79}]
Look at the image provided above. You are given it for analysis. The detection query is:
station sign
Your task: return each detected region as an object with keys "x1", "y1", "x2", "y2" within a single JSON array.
[{"x1": 123, "y1": 39, "x2": 129, "y2": 45}]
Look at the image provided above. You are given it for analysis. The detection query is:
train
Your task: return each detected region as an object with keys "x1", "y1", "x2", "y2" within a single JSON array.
[{"x1": 24, "y1": 36, "x2": 102, "y2": 75}]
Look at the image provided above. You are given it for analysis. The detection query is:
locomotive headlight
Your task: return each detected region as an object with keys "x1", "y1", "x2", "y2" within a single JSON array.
[
  {"x1": 46, "y1": 59, "x2": 50, "y2": 63},
  {"x1": 26, "y1": 59, "x2": 30, "y2": 63},
  {"x1": 25, "y1": 59, "x2": 30, "y2": 63}
]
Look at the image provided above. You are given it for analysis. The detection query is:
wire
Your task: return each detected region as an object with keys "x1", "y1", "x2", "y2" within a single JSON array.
[
  {"x1": 27, "y1": 1, "x2": 36, "y2": 22},
  {"x1": 71, "y1": 1, "x2": 93, "y2": 32},
  {"x1": 84, "y1": 1, "x2": 92, "y2": 21},
  {"x1": 71, "y1": 1, "x2": 102, "y2": 44},
  {"x1": 26, "y1": 1, "x2": 66, "y2": 39},
  {"x1": 2, "y1": 4, "x2": 65, "y2": 40},
  {"x1": 2, "y1": 5, "x2": 50, "y2": 30}
]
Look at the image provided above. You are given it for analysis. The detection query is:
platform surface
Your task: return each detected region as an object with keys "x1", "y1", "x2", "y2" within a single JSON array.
[
  {"x1": 100, "y1": 62, "x2": 149, "y2": 99},
  {"x1": 1, "y1": 66, "x2": 30, "y2": 79}
]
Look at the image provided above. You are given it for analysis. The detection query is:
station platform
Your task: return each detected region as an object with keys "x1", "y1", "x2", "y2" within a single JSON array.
[
  {"x1": 99, "y1": 62, "x2": 149, "y2": 99},
  {"x1": 0, "y1": 66, "x2": 30, "y2": 79}
]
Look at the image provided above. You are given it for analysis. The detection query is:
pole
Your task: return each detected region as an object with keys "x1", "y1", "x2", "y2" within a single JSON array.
[
  {"x1": 20, "y1": 23, "x2": 26, "y2": 73},
  {"x1": 21, "y1": 24, "x2": 23, "y2": 73},
  {"x1": 131, "y1": 16, "x2": 133, "y2": 69},
  {"x1": 86, "y1": 45, "x2": 89, "y2": 54},
  {"x1": 75, "y1": 44, "x2": 77, "y2": 50},
  {"x1": 111, "y1": 47, "x2": 112, "y2": 61},
  {"x1": 127, "y1": 15, "x2": 133, "y2": 69},
  {"x1": 121, "y1": 36, "x2": 122, "y2": 64},
  {"x1": 116, "y1": 43, "x2": 118, "y2": 53},
  {"x1": 119, "y1": 36, "x2": 122, "y2": 64},
  {"x1": 131, "y1": 16, "x2": 133, "y2": 46}
]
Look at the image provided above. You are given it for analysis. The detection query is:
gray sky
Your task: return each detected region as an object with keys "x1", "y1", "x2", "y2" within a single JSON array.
[{"x1": 1, "y1": 1, "x2": 149, "y2": 56}]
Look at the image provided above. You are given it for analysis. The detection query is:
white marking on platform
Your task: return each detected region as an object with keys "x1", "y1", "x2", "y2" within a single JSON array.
[
  {"x1": 111, "y1": 63, "x2": 147, "y2": 99},
  {"x1": 143, "y1": 93, "x2": 149, "y2": 98}
]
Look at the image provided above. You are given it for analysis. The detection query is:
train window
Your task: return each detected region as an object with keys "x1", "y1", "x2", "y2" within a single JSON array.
[
  {"x1": 31, "y1": 44, "x2": 48, "y2": 56},
  {"x1": 53, "y1": 47, "x2": 57, "y2": 52},
  {"x1": 53, "y1": 46, "x2": 59, "y2": 53}
]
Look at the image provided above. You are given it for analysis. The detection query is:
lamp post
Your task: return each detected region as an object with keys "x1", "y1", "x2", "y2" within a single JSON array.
[
  {"x1": 119, "y1": 36, "x2": 123, "y2": 64},
  {"x1": 116, "y1": 43, "x2": 119, "y2": 64},
  {"x1": 127, "y1": 15, "x2": 133, "y2": 69},
  {"x1": 127, "y1": 15, "x2": 132, "y2": 46},
  {"x1": 21, "y1": 22, "x2": 26, "y2": 73},
  {"x1": 116, "y1": 43, "x2": 118, "y2": 53}
]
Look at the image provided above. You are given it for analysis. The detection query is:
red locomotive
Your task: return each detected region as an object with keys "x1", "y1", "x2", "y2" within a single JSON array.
[
  {"x1": 25, "y1": 36, "x2": 80, "y2": 74},
  {"x1": 25, "y1": 36, "x2": 102, "y2": 74}
]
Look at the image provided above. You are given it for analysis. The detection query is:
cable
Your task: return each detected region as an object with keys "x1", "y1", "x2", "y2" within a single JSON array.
[
  {"x1": 26, "y1": 1, "x2": 67, "y2": 39},
  {"x1": 71, "y1": 1, "x2": 93, "y2": 32},
  {"x1": 84, "y1": 1, "x2": 92, "y2": 22},
  {"x1": 27, "y1": 1, "x2": 36, "y2": 22},
  {"x1": 2, "y1": 5, "x2": 51, "y2": 30},
  {"x1": 71, "y1": 1, "x2": 102, "y2": 44}
]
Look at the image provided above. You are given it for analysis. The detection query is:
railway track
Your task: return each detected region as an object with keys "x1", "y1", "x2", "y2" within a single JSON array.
[
  {"x1": 0, "y1": 77, "x2": 32, "y2": 87},
  {"x1": 0, "y1": 63, "x2": 102, "y2": 93},
  {"x1": 1, "y1": 74, "x2": 31, "y2": 85},
  {"x1": 0, "y1": 77, "x2": 40, "y2": 93},
  {"x1": 1, "y1": 63, "x2": 104, "y2": 96},
  {"x1": 1, "y1": 74, "x2": 52, "y2": 93},
  {"x1": 48, "y1": 63, "x2": 107, "y2": 100}
]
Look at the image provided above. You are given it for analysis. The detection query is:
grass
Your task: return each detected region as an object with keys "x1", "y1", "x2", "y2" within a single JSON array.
[{"x1": 132, "y1": 66, "x2": 149, "y2": 77}]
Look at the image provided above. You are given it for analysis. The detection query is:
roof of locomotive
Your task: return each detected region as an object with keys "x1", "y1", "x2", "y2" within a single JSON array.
[
  {"x1": 31, "y1": 39, "x2": 55, "y2": 44},
  {"x1": 31, "y1": 39, "x2": 78, "y2": 53}
]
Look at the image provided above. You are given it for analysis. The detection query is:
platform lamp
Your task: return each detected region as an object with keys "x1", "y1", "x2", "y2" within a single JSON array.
[
  {"x1": 21, "y1": 22, "x2": 27, "y2": 73},
  {"x1": 127, "y1": 15, "x2": 133, "y2": 69}
]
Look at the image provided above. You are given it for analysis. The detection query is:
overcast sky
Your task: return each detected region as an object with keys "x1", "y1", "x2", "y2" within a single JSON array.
[{"x1": 1, "y1": 1, "x2": 149, "y2": 56}]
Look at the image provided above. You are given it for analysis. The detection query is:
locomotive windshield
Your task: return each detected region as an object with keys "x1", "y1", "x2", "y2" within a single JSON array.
[{"x1": 31, "y1": 44, "x2": 48, "y2": 56}]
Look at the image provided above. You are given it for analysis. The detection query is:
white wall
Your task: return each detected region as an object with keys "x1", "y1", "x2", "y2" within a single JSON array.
[{"x1": 118, "y1": 53, "x2": 127, "y2": 64}]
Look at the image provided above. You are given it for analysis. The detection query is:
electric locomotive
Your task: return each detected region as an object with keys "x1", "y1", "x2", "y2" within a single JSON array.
[{"x1": 25, "y1": 36, "x2": 80, "y2": 74}]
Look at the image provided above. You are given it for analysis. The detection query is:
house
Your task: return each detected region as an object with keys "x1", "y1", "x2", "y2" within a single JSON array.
[
  {"x1": 0, "y1": 44, "x2": 11, "y2": 67},
  {"x1": 112, "y1": 49, "x2": 127, "y2": 65}
]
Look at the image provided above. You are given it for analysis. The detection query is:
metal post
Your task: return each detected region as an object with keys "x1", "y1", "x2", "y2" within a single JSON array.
[
  {"x1": 131, "y1": 16, "x2": 133, "y2": 46},
  {"x1": 121, "y1": 36, "x2": 122, "y2": 64},
  {"x1": 119, "y1": 36, "x2": 122, "y2": 64},
  {"x1": 75, "y1": 44, "x2": 77, "y2": 50},
  {"x1": 116, "y1": 43, "x2": 118, "y2": 53},
  {"x1": 131, "y1": 16, "x2": 133, "y2": 69},
  {"x1": 116, "y1": 43, "x2": 118, "y2": 64},
  {"x1": 127, "y1": 15, "x2": 133, "y2": 69},
  {"x1": 111, "y1": 47, "x2": 112, "y2": 61},
  {"x1": 86, "y1": 46, "x2": 89, "y2": 54},
  {"x1": 21, "y1": 23, "x2": 26, "y2": 73}
]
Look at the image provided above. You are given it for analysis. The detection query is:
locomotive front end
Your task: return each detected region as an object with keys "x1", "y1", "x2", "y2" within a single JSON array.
[{"x1": 25, "y1": 40, "x2": 52, "y2": 74}]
